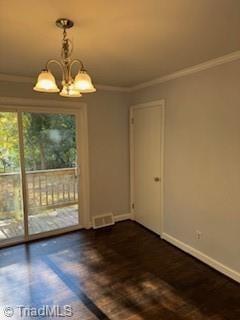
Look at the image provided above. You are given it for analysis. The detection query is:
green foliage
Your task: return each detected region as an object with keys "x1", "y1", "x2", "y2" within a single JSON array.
[
  {"x1": 0, "y1": 112, "x2": 20, "y2": 172},
  {"x1": 24, "y1": 113, "x2": 77, "y2": 170},
  {"x1": 0, "y1": 112, "x2": 76, "y2": 172}
]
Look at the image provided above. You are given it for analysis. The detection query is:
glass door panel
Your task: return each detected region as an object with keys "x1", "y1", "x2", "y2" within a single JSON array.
[
  {"x1": 22, "y1": 112, "x2": 79, "y2": 235},
  {"x1": 0, "y1": 112, "x2": 24, "y2": 244}
]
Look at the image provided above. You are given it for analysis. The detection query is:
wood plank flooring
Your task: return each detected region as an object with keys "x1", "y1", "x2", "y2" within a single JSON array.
[{"x1": 0, "y1": 221, "x2": 239, "y2": 319}]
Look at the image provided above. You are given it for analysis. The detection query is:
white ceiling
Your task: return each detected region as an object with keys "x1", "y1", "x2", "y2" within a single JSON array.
[{"x1": 1, "y1": 0, "x2": 240, "y2": 87}]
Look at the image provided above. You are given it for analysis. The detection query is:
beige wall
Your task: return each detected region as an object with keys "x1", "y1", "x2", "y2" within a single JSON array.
[
  {"x1": 131, "y1": 60, "x2": 240, "y2": 274},
  {"x1": 0, "y1": 81, "x2": 130, "y2": 218},
  {"x1": 83, "y1": 91, "x2": 130, "y2": 216},
  {"x1": 1, "y1": 60, "x2": 240, "y2": 277}
]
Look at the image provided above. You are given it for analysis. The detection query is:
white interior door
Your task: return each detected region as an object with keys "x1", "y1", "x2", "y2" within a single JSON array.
[{"x1": 131, "y1": 103, "x2": 164, "y2": 235}]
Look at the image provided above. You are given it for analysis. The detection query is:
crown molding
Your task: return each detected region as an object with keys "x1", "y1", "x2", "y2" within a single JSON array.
[
  {"x1": 130, "y1": 50, "x2": 240, "y2": 91},
  {"x1": 1, "y1": 50, "x2": 240, "y2": 93},
  {"x1": 0, "y1": 73, "x2": 131, "y2": 93},
  {"x1": 95, "y1": 84, "x2": 131, "y2": 92}
]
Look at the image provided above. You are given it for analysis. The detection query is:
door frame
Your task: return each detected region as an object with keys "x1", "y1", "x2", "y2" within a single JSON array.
[
  {"x1": 0, "y1": 97, "x2": 90, "y2": 248},
  {"x1": 129, "y1": 100, "x2": 165, "y2": 236}
]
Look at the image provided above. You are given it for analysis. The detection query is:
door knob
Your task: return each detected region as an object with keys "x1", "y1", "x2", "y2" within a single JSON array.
[{"x1": 154, "y1": 177, "x2": 160, "y2": 182}]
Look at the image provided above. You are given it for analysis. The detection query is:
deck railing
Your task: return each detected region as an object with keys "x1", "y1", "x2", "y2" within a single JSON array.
[{"x1": 0, "y1": 168, "x2": 78, "y2": 218}]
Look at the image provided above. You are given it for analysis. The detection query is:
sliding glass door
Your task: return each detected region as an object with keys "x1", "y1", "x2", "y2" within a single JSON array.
[
  {"x1": 0, "y1": 109, "x2": 81, "y2": 246},
  {"x1": 0, "y1": 112, "x2": 24, "y2": 243}
]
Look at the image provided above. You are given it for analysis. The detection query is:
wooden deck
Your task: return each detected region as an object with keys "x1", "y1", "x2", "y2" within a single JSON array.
[
  {"x1": 0, "y1": 168, "x2": 78, "y2": 220},
  {"x1": 0, "y1": 205, "x2": 78, "y2": 239}
]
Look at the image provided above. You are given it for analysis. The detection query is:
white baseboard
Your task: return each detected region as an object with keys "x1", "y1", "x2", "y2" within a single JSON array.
[
  {"x1": 114, "y1": 213, "x2": 133, "y2": 222},
  {"x1": 162, "y1": 233, "x2": 240, "y2": 283}
]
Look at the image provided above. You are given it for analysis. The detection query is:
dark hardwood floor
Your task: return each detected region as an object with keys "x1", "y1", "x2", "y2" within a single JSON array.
[{"x1": 0, "y1": 221, "x2": 239, "y2": 319}]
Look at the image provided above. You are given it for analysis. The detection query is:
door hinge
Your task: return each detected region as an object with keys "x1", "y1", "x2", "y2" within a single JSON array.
[
  {"x1": 131, "y1": 117, "x2": 134, "y2": 124},
  {"x1": 132, "y1": 203, "x2": 135, "y2": 209}
]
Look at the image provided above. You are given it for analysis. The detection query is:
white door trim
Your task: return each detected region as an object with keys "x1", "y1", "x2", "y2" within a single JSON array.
[
  {"x1": 129, "y1": 99, "x2": 165, "y2": 236},
  {"x1": 0, "y1": 97, "x2": 90, "y2": 246}
]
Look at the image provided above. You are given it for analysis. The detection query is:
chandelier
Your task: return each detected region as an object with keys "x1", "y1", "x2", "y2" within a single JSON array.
[{"x1": 33, "y1": 18, "x2": 96, "y2": 98}]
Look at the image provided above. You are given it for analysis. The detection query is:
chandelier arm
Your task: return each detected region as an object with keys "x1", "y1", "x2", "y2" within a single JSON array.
[
  {"x1": 69, "y1": 59, "x2": 85, "y2": 77},
  {"x1": 46, "y1": 59, "x2": 65, "y2": 82}
]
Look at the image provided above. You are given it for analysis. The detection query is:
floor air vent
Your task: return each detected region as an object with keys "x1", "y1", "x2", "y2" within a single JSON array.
[{"x1": 92, "y1": 213, "x2": 115, "y2": 229}]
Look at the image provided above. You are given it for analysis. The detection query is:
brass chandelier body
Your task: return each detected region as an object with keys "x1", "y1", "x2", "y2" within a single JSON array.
[{"x1": 34, "y1": 18, "x2": 96, "y2": 97}]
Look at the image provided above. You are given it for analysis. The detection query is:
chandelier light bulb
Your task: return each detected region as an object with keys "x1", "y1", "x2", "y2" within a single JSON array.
[
  {"x1": 33, "y1": 70, "x2": 59, "y2": 93},
  {"x1": 74, "y1": 70, "x2": 96, "y2": 93},
  {"x1": 60, "y1": 84, "x2": 82, "y2": 98}
]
